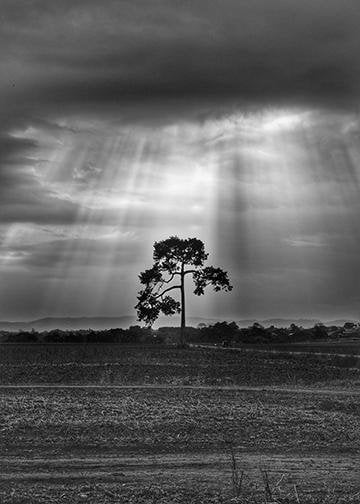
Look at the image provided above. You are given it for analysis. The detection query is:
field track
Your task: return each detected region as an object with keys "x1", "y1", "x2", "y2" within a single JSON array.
[
  {"x1": 0, "y1": 452, "x2": 358, "y2": 492},
  {"x1": 0, "y1": 384, "x2": 359, "y2": 395},
  {"x1": 192, "y1": 343, "x2": 360, "y2": 359}
]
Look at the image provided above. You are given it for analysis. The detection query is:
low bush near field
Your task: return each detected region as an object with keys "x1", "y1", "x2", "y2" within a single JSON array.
[{"x1": 2, "y1": 320, "x2": 360, "y2": 347}]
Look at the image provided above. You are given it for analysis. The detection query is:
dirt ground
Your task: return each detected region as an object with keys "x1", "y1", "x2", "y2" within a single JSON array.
[
  {"x1": 0, "y1": 451, "x2": 359, "y2": 503},
  {"x1": 1, "y1": 346, "x2": 359, "y2": 503}
]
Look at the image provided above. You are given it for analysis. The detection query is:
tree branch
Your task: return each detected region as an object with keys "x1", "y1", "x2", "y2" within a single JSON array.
[
  {"x1": 154, "y1": 285, "x2": 181, "y2": 299},
  {"x1": 163, "y1": 273, "x2": 176, "y2": 283},
  {"x1": 153, "y1": 272, "x2": 176, "y2": 296}
]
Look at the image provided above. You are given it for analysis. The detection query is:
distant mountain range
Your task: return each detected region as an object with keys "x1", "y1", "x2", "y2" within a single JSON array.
[
  {"x1": 0, "y1": 315, "x2": 219, "y2": 331},
  {"x1": 0, "y1": 315, "x2": 357, "y2": 332},
  {"x1": 0, "y1": 316, "x2": 137, "y2": 332}
]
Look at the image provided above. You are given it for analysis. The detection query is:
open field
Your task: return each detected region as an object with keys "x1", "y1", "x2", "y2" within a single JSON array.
[
  {"x1": 1, "y1": 387, "x2": 360, "y2": 456},
  {"x1": 0, "y1": 453, "x2": 359, "y2": 503},
  {"x1": 239, "y1": 339, "x2": 360, "y2": 356},
  {"x1": 1, "y1": 345, "x2": 359, "y2": 502},
  {"x1": 1, "y1": 344, "x2": 359, "y2": 388},
  {"x1": 1, "y1": 387, "x2": 360, "y2": 502}
]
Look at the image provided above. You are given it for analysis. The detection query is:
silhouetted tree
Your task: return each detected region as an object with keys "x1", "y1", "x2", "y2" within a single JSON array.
[{"x1": 135, "y1": 236, "x2": 232, "y2": 346}]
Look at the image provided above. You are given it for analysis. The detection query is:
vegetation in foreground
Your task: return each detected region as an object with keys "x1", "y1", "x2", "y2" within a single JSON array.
[
  {"x1": 0, "y1": 387, "x2": 359, "y2": 503},
  {"x1": 1, "y1": 481, "x2": 360, "y2": 504},
  {"x1": 1, "y1": 388, "x2": 359, "y2": 456},
  {"x1": 1, "y1": 339, "x2": 359, "y2": 503}
]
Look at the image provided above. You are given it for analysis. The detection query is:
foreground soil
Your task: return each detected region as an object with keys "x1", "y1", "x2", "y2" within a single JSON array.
[
  {"x1": 1, "y1": 345, "x2": 359, "y2": 502},
  {"x1": 1, "y1": 386, "x2": 360, "y2": 502},
  {"x1": 0, "y1": 452, "x2": 359, "y2": 503},
  {"x1": 1, "y1": 387, "x2": 360, "y2": 455}
]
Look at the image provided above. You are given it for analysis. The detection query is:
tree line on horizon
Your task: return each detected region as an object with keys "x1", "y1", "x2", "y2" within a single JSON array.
[{"x1": 1, "y1": 320, "x2": 357, "y2": 344}]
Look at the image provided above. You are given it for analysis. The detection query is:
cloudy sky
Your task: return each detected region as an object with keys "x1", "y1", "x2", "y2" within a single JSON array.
[{"x1": 1, "y1": 0, "x2": 360, "y2": 322}]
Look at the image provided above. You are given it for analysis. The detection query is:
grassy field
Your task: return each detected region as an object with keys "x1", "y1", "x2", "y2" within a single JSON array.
[{"x1": 1, "y1": 344, "x2": 359, "y2": 503}]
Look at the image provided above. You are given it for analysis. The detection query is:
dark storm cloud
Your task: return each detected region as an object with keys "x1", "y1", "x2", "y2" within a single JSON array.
[
  {"x1": 0, "y1": 133, "x2": 126, "y2": 227},
  {"x1": 0, "y1": 134, "x2": 80, "y2": 224},
  {"x1": 1, "y1": 236, "x2": 142, "y2": 272},
  {"x1": 1, "y1": 0, "x2": 359, "y2": 200},
  {"x1": 1, "y1": 0, "x2": 359, "y2": 122}
]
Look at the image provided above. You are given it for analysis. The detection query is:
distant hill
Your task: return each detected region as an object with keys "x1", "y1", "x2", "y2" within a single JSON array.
[
  {"x1": 0, "y1": 315, "x2": 218, "y2": 332},
  {"x1": 0, "y1": 315, "x2": 357, "y2": 332},
  {"x1": 0, "y1": 316, "x2": 136, "y2": 332}
]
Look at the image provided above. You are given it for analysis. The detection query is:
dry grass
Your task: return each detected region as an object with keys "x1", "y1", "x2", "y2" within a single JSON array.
[
  {"x1": 1, "y1": 480, "x2": 359, "y2": 503},
  {"x1": 1, "y1": 388, "x2": 359, "y2": 456}
]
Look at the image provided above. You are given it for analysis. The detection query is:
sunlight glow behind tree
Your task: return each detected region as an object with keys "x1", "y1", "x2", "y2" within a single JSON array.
[{"x1": 1, "y1": 108, "x2": 360, "y2": 320}]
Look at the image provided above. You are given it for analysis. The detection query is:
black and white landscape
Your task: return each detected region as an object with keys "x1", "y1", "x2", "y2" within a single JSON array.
[
  {"x1": 0, "y1": 1, "x2": 359, "y2": 503},
  {"x1": 1, "y1": 0, "x2": 360, "y2": 322}
]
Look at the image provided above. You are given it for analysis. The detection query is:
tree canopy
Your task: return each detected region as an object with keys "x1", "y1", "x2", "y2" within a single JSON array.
[{"x1": 135, "y1": 236, "x2": 232, "y2": 344}]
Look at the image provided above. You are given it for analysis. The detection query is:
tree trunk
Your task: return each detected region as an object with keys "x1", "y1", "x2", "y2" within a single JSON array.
[{"x1": 180, "y1": 263, "x2": 186, "y2": 346}]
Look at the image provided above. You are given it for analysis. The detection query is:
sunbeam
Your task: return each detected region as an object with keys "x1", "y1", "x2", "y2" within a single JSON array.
[{"x1": 1, "y1": 106, "x2": 360, "y2": 320}]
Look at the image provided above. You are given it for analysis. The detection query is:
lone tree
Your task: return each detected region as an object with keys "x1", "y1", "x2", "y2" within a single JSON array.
[{"x1": 135, "y1": 236, "x2": 232, "y2": 346}]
